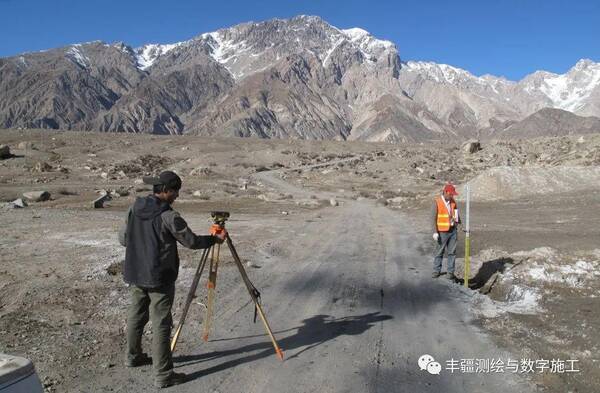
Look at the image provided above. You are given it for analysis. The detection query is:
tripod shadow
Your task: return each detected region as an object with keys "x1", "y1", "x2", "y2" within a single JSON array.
[{"x1": 176, "y1": 312, "x2": 392, "y2": 382}]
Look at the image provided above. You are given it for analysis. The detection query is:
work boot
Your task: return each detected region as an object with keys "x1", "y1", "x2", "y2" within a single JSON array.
[
  {"x1": 154, "y1": 372, "x2": 187, "y2": 389},
  {"x1": 125, "y1": 353, "x2": 152, "y2": 368},
  {"x1": 447, "y1": 272, "x2": 456, "y2": 281},
  {"x1": 431, "y1": 271, "x2": 441, "y2": 278}
]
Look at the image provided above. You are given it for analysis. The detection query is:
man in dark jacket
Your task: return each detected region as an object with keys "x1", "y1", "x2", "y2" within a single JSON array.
[{"x1": 118, "y1": 170, "x2": 226, "y2": 388}]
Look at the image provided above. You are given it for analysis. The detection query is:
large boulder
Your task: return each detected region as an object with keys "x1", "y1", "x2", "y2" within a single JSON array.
[
  {"x1": 463, "y1": 140, "x2": 482, "y2": 154},
  {"x1": 23, "y1": 191, "x2": 51, "y2": 202}
]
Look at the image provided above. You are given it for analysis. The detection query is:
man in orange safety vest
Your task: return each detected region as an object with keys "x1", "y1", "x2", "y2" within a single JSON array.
[{"x1": 431, "y1": 183, "x2": 461, "y2": 281}]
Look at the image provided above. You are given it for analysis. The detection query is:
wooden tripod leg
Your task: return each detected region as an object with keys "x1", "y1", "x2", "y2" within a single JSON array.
[
  {"x1": 202, "y1": 243, "x2": 221, "y2": 341},
  {"x1": 171, "y1": 247, "x2": 210, "y2": 352},
  {"x1": 226, "y1": 236, "x2": 284, "y2": 361}
]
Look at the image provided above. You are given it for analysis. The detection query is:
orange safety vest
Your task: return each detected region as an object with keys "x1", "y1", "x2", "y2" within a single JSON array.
[{"x1": 436, "y1": 196, "x2": 456, "y2": 232}]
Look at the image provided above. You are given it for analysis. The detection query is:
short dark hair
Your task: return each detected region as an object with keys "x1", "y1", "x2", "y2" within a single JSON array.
[{"x1": 153, "y1": 184, "x2": 179, "y2": 194}]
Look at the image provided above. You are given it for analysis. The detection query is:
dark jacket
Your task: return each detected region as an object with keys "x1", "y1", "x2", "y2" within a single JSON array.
[{"x1": 119, "y1": 195, "x2": 215, "y2": 288}]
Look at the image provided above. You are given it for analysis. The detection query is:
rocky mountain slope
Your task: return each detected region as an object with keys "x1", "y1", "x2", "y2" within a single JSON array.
[
  {"x1": 498, "y1": 108, "x2": 600, "y2": 139},
  {"x1": 1, "y1": 15, "x2": 599, "y2": 141}
]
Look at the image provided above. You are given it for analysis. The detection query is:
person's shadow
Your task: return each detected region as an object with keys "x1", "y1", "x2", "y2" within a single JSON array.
[{"x1": 175, "y1": 312, "x2": 392, "y2": 382}]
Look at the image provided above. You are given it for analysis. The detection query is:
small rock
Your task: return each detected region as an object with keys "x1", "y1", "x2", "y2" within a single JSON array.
[
  {"x1": 281, "y1": 211, "x2": 289, "y2": 215},
  {"x1": 295, "y1": 199, "x2": 321, "y2": 207},
  {"x1": 189, "y1": 166, "x2": 212, "y2": 176},
  {"x1": 257, "y1": 192, "x2": 283, "y2": 202},
  {"x1": 114, "y1": 187, "x2": 130, "y2": 197},
  {"x1": 376, "y1": 198, "x2": 389, "y2": 206},
  {"x1": 23, "y1": 191, "x2": 51, "y2": 202},
  {"x1": 10, "y1": 198, "x2": 28, "y2": 208},
  {"x1": 93, "y1": 193, "x2": 112, "y2": 208},
  {"x1": 192, "y1": 191, "x2": 210, "y2": 200},
  {"x1": 329, "y1": 198, "x2": 338, "y2": 207},
  {"x1": 462, "y1": 140, "x2": 482, "y2": 154},
  {"x1": 33, "y1": 161, "x2": 52, "y2": 172}
]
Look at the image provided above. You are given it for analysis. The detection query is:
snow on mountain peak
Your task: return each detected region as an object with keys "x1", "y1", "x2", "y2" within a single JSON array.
[
  {"x1": 66, "y1": 45, "x2": 90, "y2": 68},
  {"x1": 134, "y1": 41, "x2": 187, "y2": 70},
  {"x1": 196, "y1": 18, "x2": 398, "y2": 77},
  {"x1": 342, "y1": 28, "x2": 370, "y2": 41},
  {"x1": 404, "y1": 61, "x2": 482, "y2": 84},
  {"x1": 341, "y1": 27, "x2": 395, "y2": 51},
  {"x1": 574, "y1": 58, "x2": 595, "y2": 71},
  {"x1": 522, "y1": 59, "x2": 600, "y2": 112}
]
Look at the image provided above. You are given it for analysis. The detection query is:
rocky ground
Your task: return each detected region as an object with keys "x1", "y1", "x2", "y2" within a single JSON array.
[{"x1": 1, "y1": 129, "x2": 599, "y2": 392}]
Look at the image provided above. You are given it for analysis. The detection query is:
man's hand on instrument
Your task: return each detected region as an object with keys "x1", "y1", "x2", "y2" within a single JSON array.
[
  {"x1": 210, "y1": 224, "x2": 228, "y2": 243},
  {"x1": 214, "y1": 229, "x2": 227, "y2": 243}
]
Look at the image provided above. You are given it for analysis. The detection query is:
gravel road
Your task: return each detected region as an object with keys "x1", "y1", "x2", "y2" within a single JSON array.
[{"x1": 80, "y1": 172, "x2": 535, "y2": 392}]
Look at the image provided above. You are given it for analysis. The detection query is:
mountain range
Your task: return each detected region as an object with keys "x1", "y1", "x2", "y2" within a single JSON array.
[{"x1": 1, "y1": 15, "x2": 599, "y2": 142}]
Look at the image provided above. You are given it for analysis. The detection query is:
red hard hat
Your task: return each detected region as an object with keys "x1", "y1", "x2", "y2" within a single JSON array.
[{"x1": 443, "y1": 183, "x2": 458, "y2": 195}]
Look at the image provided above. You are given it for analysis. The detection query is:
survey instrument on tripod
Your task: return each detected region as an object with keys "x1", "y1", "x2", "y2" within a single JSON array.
[{"x1": 170, "y1": 211, "x2": 284, "y2": 361}]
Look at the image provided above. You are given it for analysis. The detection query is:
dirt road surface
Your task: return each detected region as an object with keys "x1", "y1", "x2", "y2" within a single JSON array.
[{"x1": 70, "y1": 171, "x2": 535, "y2": 392}]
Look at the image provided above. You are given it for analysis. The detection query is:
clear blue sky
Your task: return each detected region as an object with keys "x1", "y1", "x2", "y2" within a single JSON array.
[{"x1": 1, "y1": 0, "x2": 598, "y2": 80}]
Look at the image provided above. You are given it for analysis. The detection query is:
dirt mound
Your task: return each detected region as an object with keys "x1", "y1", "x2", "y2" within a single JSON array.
[{"x1": 464, "y1": 166, "x2": 600, "y2": 201}]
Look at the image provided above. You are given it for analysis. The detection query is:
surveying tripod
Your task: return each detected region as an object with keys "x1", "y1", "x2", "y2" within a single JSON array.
[{"x1": 170, "y1": 211, "x2": 284, "y2": 360}]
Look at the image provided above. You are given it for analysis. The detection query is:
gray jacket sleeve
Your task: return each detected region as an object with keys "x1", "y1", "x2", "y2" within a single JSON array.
[
  {"x1": 431, "y1": 201, "x2": 438, "y2": 233},
  {"x1": 118, "y1": 207, "x2": 131, "y2": 247},
  {"x1": 161, "y1": 210, "x2": 216, "y2": 249}
]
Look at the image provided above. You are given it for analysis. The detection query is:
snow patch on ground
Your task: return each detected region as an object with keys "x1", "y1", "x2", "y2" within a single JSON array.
[
  {"x1": 513, "y1": 246, "x2": 557, "y2": 260},
  {"x1": 474, "y1": 285, "x2": 543, "y2": 318},
  {"x1": 472, "y1": 247, "x2": 600, "y2": 318},
  {"x1": 525, "y1": 260, "x2": 598, "y2": 287}
]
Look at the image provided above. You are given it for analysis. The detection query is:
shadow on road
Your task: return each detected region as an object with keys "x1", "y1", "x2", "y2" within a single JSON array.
[{"x1": 175, "y1": 312, "x2": 392, "y2": 383}]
